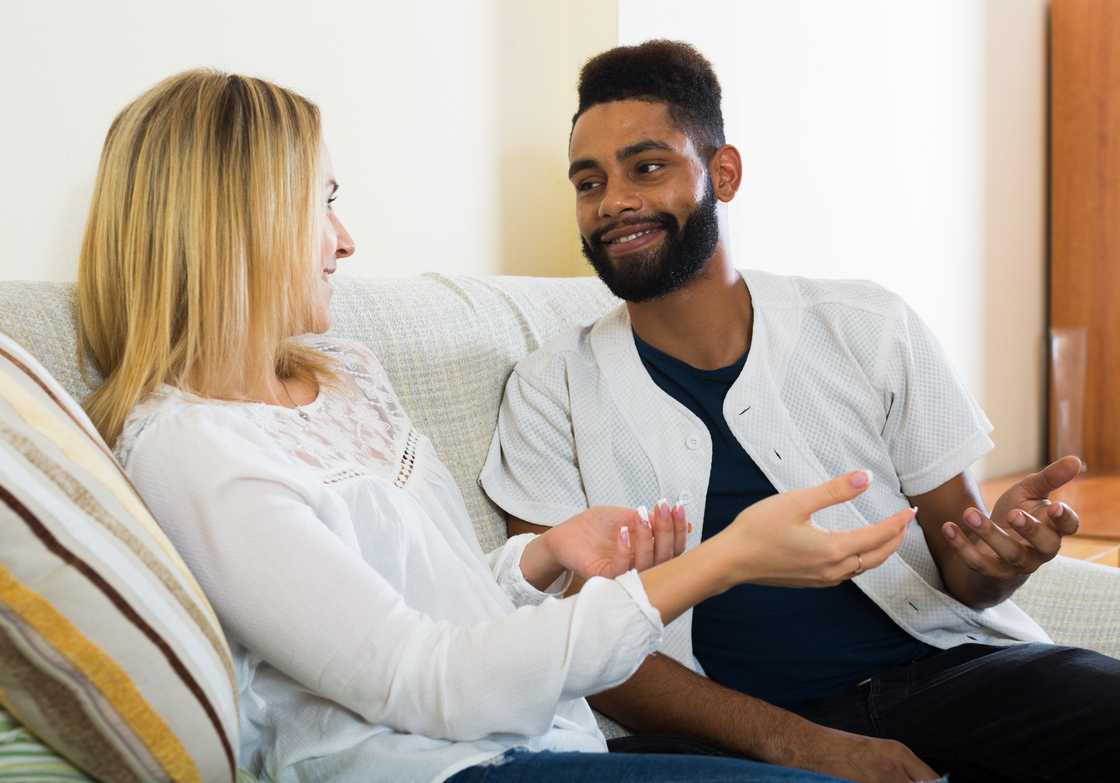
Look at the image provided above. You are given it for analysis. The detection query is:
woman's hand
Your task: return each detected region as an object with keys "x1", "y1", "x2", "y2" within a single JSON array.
[
  {"x1": 522, "y1": 501, "x2": 690, "y2": 589},
  {"x1": 712, "y1": 470, "x2": 916, "y2": 589},
  {"x1": 715, "y1": 471, "x2": 916, "y2": 588},
  {"x1": 639, "y1": 471, "x2": 916, "y2": 626}
]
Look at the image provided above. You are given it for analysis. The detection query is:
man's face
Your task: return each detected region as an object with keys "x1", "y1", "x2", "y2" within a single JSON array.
[{"x1": 569, "y1": 100, "x2": 719, "y2": 303}]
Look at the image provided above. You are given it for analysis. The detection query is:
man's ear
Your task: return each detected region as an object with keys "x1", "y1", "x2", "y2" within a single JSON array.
[{"x1": 709, "y1": 144, "x2": 743, "y2": 202}]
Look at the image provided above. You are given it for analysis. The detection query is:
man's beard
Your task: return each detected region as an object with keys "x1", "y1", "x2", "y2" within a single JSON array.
[{"x1": 581, "y1": 178, "x2": 719, "y2": 303}]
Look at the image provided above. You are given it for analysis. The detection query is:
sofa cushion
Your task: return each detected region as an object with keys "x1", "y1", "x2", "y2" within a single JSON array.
[{"x1": 0, "y1": 331, "x2": 240, "y2": 782}]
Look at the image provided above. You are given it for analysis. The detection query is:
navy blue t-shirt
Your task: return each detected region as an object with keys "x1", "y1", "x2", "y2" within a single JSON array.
[{"x1": 633, "y1": 331, "x2": 932, "y2": 708}]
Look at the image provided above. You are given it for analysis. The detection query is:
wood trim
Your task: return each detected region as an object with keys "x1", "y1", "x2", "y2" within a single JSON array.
[{"x1": 1050, "y1": 0, "x2": 1120, "y2": 471}]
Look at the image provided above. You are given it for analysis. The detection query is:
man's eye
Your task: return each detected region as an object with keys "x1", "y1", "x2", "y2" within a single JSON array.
[
  {"x1": 637, "y1": 162, "x2": 664, "y2": 175},
  {"x1": 576, "y1": 180, "x2": 601, "y2": 193}
]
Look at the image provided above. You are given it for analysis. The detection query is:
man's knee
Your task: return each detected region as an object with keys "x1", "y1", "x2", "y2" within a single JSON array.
[{"x1": 1014, "y1": 644, "x2": 1120, "y2": 712}]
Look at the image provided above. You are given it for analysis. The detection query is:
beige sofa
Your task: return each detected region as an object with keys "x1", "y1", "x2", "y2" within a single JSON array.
[{"x1": 1, "y1": 272, "x2": 1117, "y2": 750}]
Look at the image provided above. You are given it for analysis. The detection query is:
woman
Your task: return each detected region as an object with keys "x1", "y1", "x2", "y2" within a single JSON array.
[{"x1": 77, "y1": 70, "x2": 914, "y2": 783}]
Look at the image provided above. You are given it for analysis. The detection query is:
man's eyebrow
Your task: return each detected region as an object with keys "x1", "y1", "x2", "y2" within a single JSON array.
[
  {"x1": 617, "y1": 139, "x2": 673, "y2": 161},
  {"x1": 568, "y1": 139, "x2": 673, "y2": 179},
  {"x1": 568, "y1": 158, "x2": 598, "y2": 179}
]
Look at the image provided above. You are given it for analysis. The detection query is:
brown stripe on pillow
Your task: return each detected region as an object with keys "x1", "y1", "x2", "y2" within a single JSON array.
[
  {"x1": 0, "y1": 628, "x2": 145, "y2": 783},
  {"x1": 0, "y1": 483, "x2": 237, "y2": 779},
  {"x1": 0, "y1": 423, "x2": 237, "y2": 697}
]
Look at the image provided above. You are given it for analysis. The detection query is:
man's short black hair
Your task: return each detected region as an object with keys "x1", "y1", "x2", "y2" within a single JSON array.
[{"x1": 573, "y1": 40, "x2": 725, "y2": 157}]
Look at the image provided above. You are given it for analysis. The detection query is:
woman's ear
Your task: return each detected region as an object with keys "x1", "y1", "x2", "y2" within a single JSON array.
[{"x1": 709, "y1": 144, "x2": 743, "y2": 203}]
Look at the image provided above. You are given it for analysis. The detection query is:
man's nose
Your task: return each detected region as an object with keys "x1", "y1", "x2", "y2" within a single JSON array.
[{"x1": 598, "y1": 181, "x2": 642, "y2": 219}]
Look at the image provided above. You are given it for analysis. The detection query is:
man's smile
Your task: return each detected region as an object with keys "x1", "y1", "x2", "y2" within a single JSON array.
[{"x1": 595, "y1": 220, "x2": 669, "y2": 257}]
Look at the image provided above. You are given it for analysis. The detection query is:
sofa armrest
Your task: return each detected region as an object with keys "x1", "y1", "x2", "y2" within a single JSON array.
[{"x1": 1012, "y1": 555, "x2": 1120, "y2": 660}]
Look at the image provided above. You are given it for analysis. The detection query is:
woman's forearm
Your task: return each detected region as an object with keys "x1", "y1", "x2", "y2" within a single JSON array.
[
  {"x1": 518, "y1": 519, "x2": 737, "y2": 620},
  {"x1": 518, "y1": 530, "x2": 568, "y2": 591},
  {"x1": 638, "y1": 538, "x2": 740, "y2": 626}
]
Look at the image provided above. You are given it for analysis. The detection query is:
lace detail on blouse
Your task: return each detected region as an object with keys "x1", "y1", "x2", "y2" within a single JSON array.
[{"x1": 116, "y1": 339, "x2": 420, "y2": 488}]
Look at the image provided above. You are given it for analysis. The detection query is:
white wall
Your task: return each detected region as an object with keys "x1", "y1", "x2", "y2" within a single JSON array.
[
  {"x1": 620, "y1": 0, "x2": 1048, "y2": 480},
  {"x1": 1, "y1": 0, "x2": 1049, "y2": 476},
  {"x1": 0, "y1": 0, "x2": 614, "y2": 283}
]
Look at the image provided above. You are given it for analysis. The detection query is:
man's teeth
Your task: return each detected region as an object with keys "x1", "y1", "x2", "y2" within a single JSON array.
[{"x1": 611, "y1": 229, "x2": 656, "y2": 244}]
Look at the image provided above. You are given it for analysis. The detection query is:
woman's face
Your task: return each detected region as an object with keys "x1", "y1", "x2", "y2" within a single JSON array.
[{"x1": 311, "y1": 144, "x2": 356, "y2": 333}]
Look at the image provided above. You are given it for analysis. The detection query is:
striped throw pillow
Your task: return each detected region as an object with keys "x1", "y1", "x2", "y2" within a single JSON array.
[{"x1": 0, "y1": 332, "x2": 239, "y2": 782}]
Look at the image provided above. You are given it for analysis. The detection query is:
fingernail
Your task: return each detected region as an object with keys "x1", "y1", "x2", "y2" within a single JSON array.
[
  {"x1": 945, "y1": 525, "x2": 957, "y2": 540},
  {"x1": 850, "y1": 470, "x2": 871, "y2": 488},
  {"x1": 965, "y1": 510, "x2": 983, "y2": 529},
  {"x1": 637, "y1": 506, "x2": 650, "y2": 526},
  {"x1": 1010, "y1": 511, "x2": 1026, "y2": 529},
  {"x1": 658, "y1": 498, "x2": 669, "y2": 513},
  {"x1": 620, "y1": 526, "x2": 631, "y2": 547}
]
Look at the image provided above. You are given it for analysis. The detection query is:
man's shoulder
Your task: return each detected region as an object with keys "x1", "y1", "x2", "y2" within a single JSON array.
[
  {"x1": 746, "y1": 269, "x2": 906, "y2": 320},
  {"x1": 511, "y1": 302, "x2": 625, "y2": 387}
]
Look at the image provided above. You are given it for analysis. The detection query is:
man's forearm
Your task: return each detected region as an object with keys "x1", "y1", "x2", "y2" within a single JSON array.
[
  {"x1": 591, "y1": 651, "x2": 819, "y2": 766},
  {"x1": 909, "y1": 474, "x2": 1027, "y2": 609}
]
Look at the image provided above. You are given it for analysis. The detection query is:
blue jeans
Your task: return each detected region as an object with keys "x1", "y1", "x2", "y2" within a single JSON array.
[{"x1": 447, "y1": 748, "x2": 848, "y2": 783}]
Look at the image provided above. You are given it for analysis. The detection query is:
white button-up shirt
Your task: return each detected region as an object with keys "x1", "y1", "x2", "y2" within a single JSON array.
[{"x1": 481, "y1": 270, "x2": 1050, "y2": 672}]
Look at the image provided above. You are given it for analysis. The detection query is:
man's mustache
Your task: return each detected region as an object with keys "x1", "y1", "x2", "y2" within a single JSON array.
[{"x1": 589, "y1": 214, "x2": 678, "y2": 246}]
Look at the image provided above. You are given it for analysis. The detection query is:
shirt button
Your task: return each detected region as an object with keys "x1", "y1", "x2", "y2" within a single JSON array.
[{"x1": 685, "y1": 435, "x2": 701, "y2": 450}]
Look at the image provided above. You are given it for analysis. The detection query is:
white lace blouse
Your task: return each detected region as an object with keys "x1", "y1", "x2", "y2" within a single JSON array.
[{"x1": 115, "y1": 339, "x2": 664, "y2": 783}]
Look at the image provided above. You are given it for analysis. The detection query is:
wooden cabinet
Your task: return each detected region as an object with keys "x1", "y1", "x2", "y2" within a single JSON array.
[{"x1": 1050, "y1": 0, "x2": 1120, "y2": 473}]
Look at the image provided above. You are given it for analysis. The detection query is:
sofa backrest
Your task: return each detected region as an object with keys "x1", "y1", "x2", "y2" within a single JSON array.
[{"x1": 0, "y1": 274, "x2": 617, "y2": 553}]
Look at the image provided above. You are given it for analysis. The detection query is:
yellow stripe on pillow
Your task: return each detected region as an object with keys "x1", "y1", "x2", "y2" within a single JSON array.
[{"x1": 0, "y1": 565, "x2": 201, "y2": 783}]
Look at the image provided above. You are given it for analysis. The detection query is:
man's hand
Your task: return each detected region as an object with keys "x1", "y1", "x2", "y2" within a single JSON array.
[
  {"x1": 939, "y1": 455, "x2": 1082, "y2": 581},
  {"x1": 791, "y1": 726, "x2": 940, "y2": 783}
]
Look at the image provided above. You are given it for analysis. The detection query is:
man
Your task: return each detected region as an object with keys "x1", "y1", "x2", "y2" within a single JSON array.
[{"x1": 479, "y1": 40, "x2": 1119, "y2": 783}]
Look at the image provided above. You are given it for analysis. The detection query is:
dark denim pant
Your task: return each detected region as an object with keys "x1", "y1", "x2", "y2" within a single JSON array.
[
  {"x1": 447, "y1": 748, "x2": 848, "y2": 783},
  {"x1": 790, "y1": 643, "x2": 1120, "y2": 783}
]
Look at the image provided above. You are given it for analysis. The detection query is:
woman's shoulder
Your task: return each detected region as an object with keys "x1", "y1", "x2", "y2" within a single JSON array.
[
  {"x1": 303, "y1": 336, "x2": 388, "y2": 379},
  {"x1": 303, "y1": 336, "x2": 404, "y2": 411},
  {"x1": 114, "y1": 386, "x2": 268, "y2": 471}
]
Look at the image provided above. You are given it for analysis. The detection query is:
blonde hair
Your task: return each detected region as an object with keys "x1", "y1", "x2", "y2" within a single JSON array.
[{"x1": 78, "y1": 69, "x2": 336, "y2": 447}]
